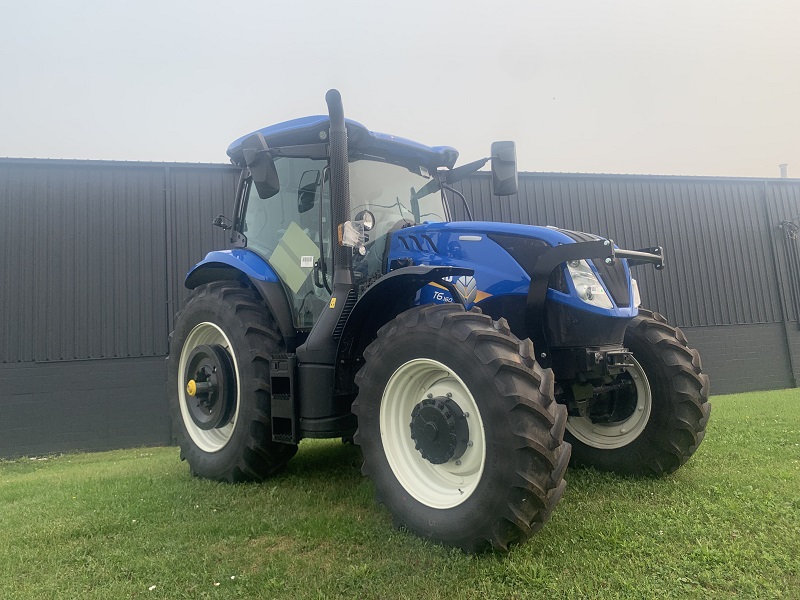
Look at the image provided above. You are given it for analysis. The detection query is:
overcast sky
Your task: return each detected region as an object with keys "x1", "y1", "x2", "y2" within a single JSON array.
[{"x1": 1, "y1": 0, "x2": 797, "y2": 177}]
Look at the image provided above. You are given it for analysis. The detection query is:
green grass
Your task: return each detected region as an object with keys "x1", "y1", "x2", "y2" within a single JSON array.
[{"x1": 1, "y1": 390, "x2": 799, "y2": 599}]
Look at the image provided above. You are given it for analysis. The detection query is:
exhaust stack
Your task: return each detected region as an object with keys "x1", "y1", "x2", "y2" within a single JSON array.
[
  {"x1": 296, "y1": 89, "x2": 359, "y2": 363},
  {"x1": 325, "y1": 89, "x2": 353, "y2": 285}
]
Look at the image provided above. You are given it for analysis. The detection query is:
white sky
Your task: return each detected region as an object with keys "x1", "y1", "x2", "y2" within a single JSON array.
[{"x1": 1, "y1": 0, "x2": 798, "y2": 177}]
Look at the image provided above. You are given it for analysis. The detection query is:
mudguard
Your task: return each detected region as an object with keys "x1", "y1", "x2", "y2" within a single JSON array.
[
  {"x1": 185, "y1": 249, "x2": 297, "y2": 350},
  {"x1": 336, "y1": 265, "x2": 473, "y2": 362}
]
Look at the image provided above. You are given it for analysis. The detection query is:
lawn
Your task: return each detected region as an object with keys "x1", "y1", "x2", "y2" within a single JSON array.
[{"x1": 1, "y1": 389, "x2": 798, "y2": 599}]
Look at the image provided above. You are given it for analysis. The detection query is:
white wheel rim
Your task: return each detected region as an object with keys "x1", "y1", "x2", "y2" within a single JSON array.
[
  {"x1": 379, "y1": 358, "x2": 486, "y2": 509},
  {"x1": 566, "y1": 356, "x2": 651, "y2": 449},
  {"x1": 178, "y1": 322, "x2": 240, "y2": 453}
]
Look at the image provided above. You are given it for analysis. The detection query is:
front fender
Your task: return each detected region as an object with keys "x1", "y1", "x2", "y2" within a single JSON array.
[{"x1": 337, "y1": 265, "x2": 473, "y2": 362}]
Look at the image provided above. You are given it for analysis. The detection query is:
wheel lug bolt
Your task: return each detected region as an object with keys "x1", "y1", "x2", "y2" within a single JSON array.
[
  {"x1": 455, "y1": 460, "x2": 461, "y2": 466},
  {"x1": 464, "y1": 412, "x2": 469, "y2": 418},
  {"x1": 427, "y1": 393, "x2": 433, "y2": 399},
  {"x1": 467, "y1": 441, "x2": 473, "y2": 447},
  {"x1": 446, "y1": 392, "x2": 452, "y2": 398}
]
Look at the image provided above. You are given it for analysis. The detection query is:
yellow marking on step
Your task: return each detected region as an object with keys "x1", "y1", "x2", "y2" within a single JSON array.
[{"x1": 329, "y1": 297, "x2": 336, "y2": 309}]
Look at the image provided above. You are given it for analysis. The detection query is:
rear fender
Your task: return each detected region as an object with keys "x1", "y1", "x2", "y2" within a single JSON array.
[{"x1": 185, "y1": 250, "x2": 297, "y2": 350}]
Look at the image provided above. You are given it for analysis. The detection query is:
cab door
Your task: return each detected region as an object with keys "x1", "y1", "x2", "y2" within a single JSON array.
[{"x1": 241, "y1": 156, "x2": 331, "y2": 329}]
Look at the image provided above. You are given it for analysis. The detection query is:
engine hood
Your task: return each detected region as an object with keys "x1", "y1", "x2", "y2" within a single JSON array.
[{"x1": 384, "y1": 220, "x2": 634, "y2": 318}]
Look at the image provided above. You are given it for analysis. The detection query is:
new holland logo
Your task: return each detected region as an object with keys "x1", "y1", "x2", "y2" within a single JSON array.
[{"x1": 454, "y1": 275, "x2": 478, "y2": 304}]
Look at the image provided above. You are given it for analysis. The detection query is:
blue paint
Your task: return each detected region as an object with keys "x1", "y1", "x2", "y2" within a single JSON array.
[
  {"x1": 227, "y1": 116, "x2": 332, "y2": 155},
  {"x1": 186, "y1": 249, "x2": 280, "y2": 284},
  {"x1": 387, "y1": 221, "x2": 636, "y2": 318},
  {"x1": 227, "y1": 116, "x2": 458, "y2": 169}
]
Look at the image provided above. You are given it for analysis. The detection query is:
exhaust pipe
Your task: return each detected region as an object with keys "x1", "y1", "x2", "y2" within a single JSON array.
[
  {"x1": 296, "y1": 89, "x2": 358, "y2": 362},
  {"x1": 325, "y1": 89, "x2": 353, "y2": 285}
]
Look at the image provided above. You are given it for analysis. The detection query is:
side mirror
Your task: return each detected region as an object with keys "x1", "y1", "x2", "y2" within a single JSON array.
[
  {"x1": 297, "y1": 169, "x2": 321, "y2": 213},
  {"x1": 490, "y1": 141, "x2": 518, "y2": 196},
  {"x1": 241, "y1": 132, "x2": 280, "y2": 199}
]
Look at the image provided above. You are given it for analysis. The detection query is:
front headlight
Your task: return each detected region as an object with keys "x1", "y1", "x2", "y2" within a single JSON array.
[{"x1": 566, "y1": 260, "x2": 613, "y2": 309}]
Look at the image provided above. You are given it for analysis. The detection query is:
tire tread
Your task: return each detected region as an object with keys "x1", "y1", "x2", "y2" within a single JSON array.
[
  {"x1": 353, "y1": 303, "x2": 570, "y2": 552},
  {"x1": 168, "y1": 281, "x2": 297, "y2": 483}
]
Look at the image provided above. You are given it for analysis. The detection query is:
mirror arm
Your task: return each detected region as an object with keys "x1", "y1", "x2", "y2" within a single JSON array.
[
  {"x1": 441, "y1": 184, "x2": 474, "y2": 221},
  {"x1": 444, "y1": 157, "x2": 490, "y2": 184}
]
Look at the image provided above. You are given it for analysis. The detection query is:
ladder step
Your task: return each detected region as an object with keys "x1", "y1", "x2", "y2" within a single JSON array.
[{"x1": 269, "y1": 354, "x2": 299, "y2": 444}]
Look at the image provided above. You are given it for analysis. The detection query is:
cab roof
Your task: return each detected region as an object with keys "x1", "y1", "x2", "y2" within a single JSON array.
[{"x1": 227, "y1": 116, "x2": 459, "y2": 170}]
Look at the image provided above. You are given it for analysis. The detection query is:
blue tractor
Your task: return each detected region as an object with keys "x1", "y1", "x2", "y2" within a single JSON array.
[{"x1": 168, "y1": 90, "x2": 710, "y2": 551}]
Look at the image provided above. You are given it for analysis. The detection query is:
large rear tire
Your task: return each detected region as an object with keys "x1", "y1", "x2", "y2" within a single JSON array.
[
  {"x1": 353, "y1": 304, "x2": 570, "y2": 552},
  {"x1": 167, "y1": 282, "x2": 297, "y2": 482},
  {"x1": 565, "y1": 309, "x2": 710, "y2": 476}
]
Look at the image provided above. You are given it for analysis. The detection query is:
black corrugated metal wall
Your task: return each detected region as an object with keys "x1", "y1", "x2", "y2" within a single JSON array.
[
  {"x1": 0, "y1": 159, "x2": 238, "y2": 457},
  {"x1": 2, "y1": 159, "x2": 800, "y2": 457}
]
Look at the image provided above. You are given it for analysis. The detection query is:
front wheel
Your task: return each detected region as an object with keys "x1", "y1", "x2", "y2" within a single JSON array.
[
  {"x1": 565, "y1": 309, "x2": 711, "y2": 476},
  {"x1": 353, "y1": 304, "x2": 571, "y2": 552}
]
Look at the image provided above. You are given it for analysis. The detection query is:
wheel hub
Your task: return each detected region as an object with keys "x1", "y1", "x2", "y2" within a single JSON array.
[
  {"x1": 584, "y1": 376, "x2": 637, "y2": 423},
  {"x1": 565, "y1": 356, "x2": 652, "y2": 449},
  {"x1": 409, "y1": 396, "x2": 469, "y2": 464},
  {"x1": 184, "y1": 344, "x2": 235, "y2": 431}
]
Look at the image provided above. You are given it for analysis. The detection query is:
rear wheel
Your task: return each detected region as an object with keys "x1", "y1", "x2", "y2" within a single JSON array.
[
  {"x1": 565, "y1": 309, "x2": 711, "y2": 476},
  {"x1": 353, "y1": 304, "x2": 570, "y2": 552},
  {"x1": 167, "y1": 282, "x2": 297, "y2": 482}
]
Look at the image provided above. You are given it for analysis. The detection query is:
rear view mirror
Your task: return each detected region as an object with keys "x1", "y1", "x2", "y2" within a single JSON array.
[
  {"x1": 491, "y1": 141, "x2": 518, "y2": 196},
  {"x1": 297, "y1": 169, "x2": 321, "y2": 213},
  {"x1": 241, "y1": 132, "x2": 280, "y2": 199}
]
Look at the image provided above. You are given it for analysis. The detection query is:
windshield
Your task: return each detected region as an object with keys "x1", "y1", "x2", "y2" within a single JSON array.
[{"x1": 349, "y1": 159, "x2": 446, "y2": 237}]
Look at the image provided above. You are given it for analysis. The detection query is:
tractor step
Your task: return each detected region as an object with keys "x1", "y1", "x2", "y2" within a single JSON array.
[{"x1": 269, "y1": 354, "x2": 299, "y2": 444}]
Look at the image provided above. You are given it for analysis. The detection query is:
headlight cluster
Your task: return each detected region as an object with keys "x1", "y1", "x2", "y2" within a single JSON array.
[{"x1": 566, "y1": 260, "x2": 613, "y2": 309}]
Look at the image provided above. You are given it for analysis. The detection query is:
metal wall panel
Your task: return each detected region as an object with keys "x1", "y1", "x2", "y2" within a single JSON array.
[
  {"x1": 764, "y1": 181, "x2": 800, "y2": 322},
  {"x1": 1, "y1": 159, "x2": 240, "y2": 363},
  {"x1": 680, "y1": 323, "x2": 794, "y2": 394},
  {"x1": 454, "y1": 173, "x2": 788, "y2": 328},
  {"x1": 165, "y1": 165, "x2": 240, "y2": 331},
  {"x1": 0, "y1": 358, "x2": 169, "y2": 458},
  {"x1": 1, "y1": 160, "x2": 169, "y2": 362}
]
